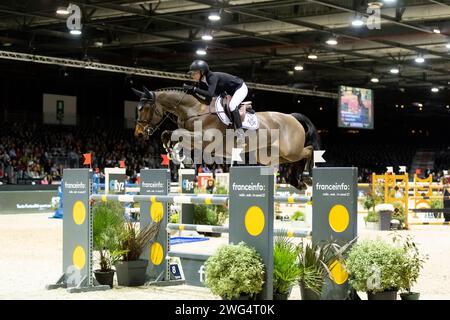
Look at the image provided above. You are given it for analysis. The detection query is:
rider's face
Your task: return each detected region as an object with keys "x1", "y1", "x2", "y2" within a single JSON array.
[{"x1": 191, "y1": 71, "x2": 201, "y2": 82}]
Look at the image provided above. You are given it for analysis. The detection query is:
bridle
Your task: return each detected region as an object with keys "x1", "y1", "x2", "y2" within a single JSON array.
[{"x1": 135, "y1": 91, "x2": 186, "y2": 138}]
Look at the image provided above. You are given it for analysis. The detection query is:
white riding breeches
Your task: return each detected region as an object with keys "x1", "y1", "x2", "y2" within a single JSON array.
[{"x1": 228, "y1": 82, "x2": 248, "y2": 112}]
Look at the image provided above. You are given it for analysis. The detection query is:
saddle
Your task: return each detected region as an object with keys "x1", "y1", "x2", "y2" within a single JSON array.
[{"x1": 213, "y1": 95, "x2": 255, "y2": 123}]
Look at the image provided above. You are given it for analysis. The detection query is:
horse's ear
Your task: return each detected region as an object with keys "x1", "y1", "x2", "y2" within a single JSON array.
[
  {"x1": 143, "y1": 86, "x2": 156, "y2": 102},
  {"x1": 143, "y1": 86, "x2": 152, "y2": 98},
  {"x1": 131, "y1": 87, "x2": 144, "y2": 98}
]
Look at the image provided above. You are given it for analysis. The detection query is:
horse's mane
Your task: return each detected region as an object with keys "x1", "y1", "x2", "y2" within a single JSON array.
[{"x1": 155, "y1": 87, "x2": 185, "y2": 92}]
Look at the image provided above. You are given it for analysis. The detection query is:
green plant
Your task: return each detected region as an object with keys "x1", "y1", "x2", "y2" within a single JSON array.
[
  {"x1": 431, "y1": 198, "x2": 444, "y2": 209},
  {"x1": 363, "y1": 192, "x2": 382, "y2": 213},
  {"x1": 194, "y1": 204, "x2": 219, "y2": 226},
  {"x1": 169, "y1": 213, "x2": 179, "y2": 224},
  {"x1": 364, "y1": 210, "x2": 379, "y2": 223},
  {"x1": 345, "y1": 239, "x2": 407, "y2": 293},
  {"x1": 204, "y1": 242, "x2": 265, "y2": 299},
  {"x1": 273, "y1": 236, "x2": 301, "y2": 295},
  {"x1": 92, "y1": 201, "x2": 127, "y2": 271},
  {"x1": 392, "y1": 201, "x2": 405, "y2": 226},
  {"x1": 297, "y1": 240, "x2": 328, "y2": 295},
  {"x1": 291, "y1": 211, "x2": 305, "y2": 221},
  {"x1": 119, "y1": 218, "x2": 161, "y2": 261},
  {"x1": 391, "y1": 234, "x2": 428, "y2": 292}
]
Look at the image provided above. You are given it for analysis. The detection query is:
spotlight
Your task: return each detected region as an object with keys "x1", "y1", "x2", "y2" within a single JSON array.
[
  {"x1": 352, "y1": 17, "x2": 364, "y2": 27},
  {"x1": 431, "y1": 87, "x2": 439, "y2": 93},
  {"x1": 307, "y1": 54, "x2": 318, "y2": 60},
  {"x1": 56, "y1": 7, "x2": 70, "y2": 15},
  {"x1": 415, "y1": 56, "x2": 425, "y2": 63},
  {"x1": 326, "y1": 37, "x2": 338, "y2": 46},
  {"x1": 70, "y1": 29, "x2": 82, "y2": 35},
  {"x1": 208, "y1": 12, "x2": 221, "y2": 21},
  {"x1": 294, "y1": 65, "x2": 304, "y2": 71},
  {"x1": 371, "y1": 77, "x2": 379, "y2": 83},
  {"x1": 201, "y1": 34, "x2": 213, "y2": 41},
  {"x1": 196, "y1": 48, "x2": 207, "y2": 55},
  {"x1": 390, "y1": 67, "x2": 399, "y2": 74}
]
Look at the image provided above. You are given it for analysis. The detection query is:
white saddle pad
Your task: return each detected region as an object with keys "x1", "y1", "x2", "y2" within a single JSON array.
[{"x1": 214, "y1": 98, "x2": 259, "y2": 130}]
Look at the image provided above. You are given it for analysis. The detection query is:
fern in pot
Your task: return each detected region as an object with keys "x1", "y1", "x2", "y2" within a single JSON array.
[
  {"x1": 92, "y1": 201, "x2": 127, "y2": 288},
  {"x1": 204, "y1": 242, "x2": 265, "y2": 300}
]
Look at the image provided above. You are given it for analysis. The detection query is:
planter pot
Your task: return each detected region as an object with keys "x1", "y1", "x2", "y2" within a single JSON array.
[
  {"x1": 273, "y1": 292, "x2": 289, "y2": 300},
  {"x1": 114, "y1": 259, "x2": 148, "y2": 286},
  {"x1": 299, "y1": 283, "x2": 321, "y2": 300},
  {"x1": 222, "y1": 294, "x2": 256, "y2": 300},
  {"x1": 94, "y1": 269, "x2": 115, "y2": 288},
  {"x1": 199, "y1": 231, "x2": 221, "y2": 238},
  {"x1": 400, "y1": 292, "x2": 420, "y2": 300},
  {"x1": 378, "y1": 211, "x2": 392, "y2": 231},
  {"x1": 365, "y1": 221, "x2": 380, "y2": 230},
  {"x1": 367, "y1": 291, "x2": 397, "y2": 300}
]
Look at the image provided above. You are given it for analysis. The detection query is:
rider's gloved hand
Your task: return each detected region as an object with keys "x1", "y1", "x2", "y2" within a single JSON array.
[{"x1": 183, "y1": 83, "x2": 195, "y2": 93}]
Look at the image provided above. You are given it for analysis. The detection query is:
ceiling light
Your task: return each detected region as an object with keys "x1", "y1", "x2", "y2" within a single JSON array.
[
  {"x1": 70, "y1": 29, "x2": 82, "y2": 35},
  {"x1": 326, "y1": 37, "x2": 338, "y2": 46},
  {"x1": 94, "y1": 41, "x2": 103, "y2": 47},
  {"x1": 390, "y1": 67, "x2": 399, "y2": 74},
  {"x1": 446, "y1": 105, "x2": 449, "y2": 109},
  {"x1": 3, "y1": 42, "x2": 12, "y2": 47},
  {"x1": 201, "y1": 34, "x2": 213, "y2": 41},
  {"x1": 56, "y1": 7, "x2": 70, "y2": 15},
  {"x1": 352, "y1": 18, "x2": 364, "y2": 27},
  {"x1": 208, "y1": 13, "x2": 221, "y2": 21},
  {"x1": 308, "y1": 54, "x2": 318, "y2": 60},
  {"x1": 419, "y1": 107, "x2": 423, "y2": 111},
  {"x1": 196, "y1": 48, "x2": 207, "y2": 55},
  {"x1": 446, "y1": 43, "x2": 450, "y2": 49},
  {"x1": 371, "y1": 77, "x2": 379, "y2": 83},
  {"x1": 287, "y1": 70, "x2": 294, "y2": 76},
  {"x1": 418, "y1": 103, "x2": 423, "y2": 107},
  {"x1": 415, "y1": 56, "x2": 425, "y2": 63},
  {"x1": 433, "y1": 28, "x2": 441, "y2": 34},
  {"x1": 431, "y1": 87, "x2": 439, "y2": 92},
  {"x1": 294, "y1": 65, "x2": 304, "y2": 71},
  {"x1": 383, "y1": 0, "x2": 396, "y2": 3}
]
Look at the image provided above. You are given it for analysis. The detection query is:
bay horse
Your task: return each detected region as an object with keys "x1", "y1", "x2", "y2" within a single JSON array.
[{"x1": 133, "y1": 87, "x2": 320, "y2": 183}]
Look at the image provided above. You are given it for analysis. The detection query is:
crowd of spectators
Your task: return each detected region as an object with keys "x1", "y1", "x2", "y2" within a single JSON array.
[{"x1": 1, "y1": 122, "x2": 449, "y2": 185}]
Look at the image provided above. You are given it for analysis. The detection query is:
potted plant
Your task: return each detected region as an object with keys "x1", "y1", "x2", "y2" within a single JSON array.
[
  {"x1": 204, "y1": 242, "x2": 265, "y2": 300},
  {"x1": 114, "y1": 218, "x2": 161, "y2": 286},
  {"x1": 345, "y1": 239, "x2": 406, "y2": 300},
  {"x1": 273, "y1": 236, "x2": 301, "y2": 300},
  {"x1": 364, "y1": 210, "x2": 380, "y2": 230},
  {"x1": 375, "y1": 203, "x2": 395, "y2": 231},
  {"x1": 297, "y1": 240, "x2": 328, "y2": 300},
  {"x1": 92, "y1": 201, "x2": 127, "y2": 288},
  {"x1": 194, "y1": 204, "x2": 221, "y2": 237},
  {"x1": 392, "y1": 234, "x2": 428, "y2": 300}
]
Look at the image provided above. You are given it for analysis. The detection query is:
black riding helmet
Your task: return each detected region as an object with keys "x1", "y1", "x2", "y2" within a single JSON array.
[{"x1": 189, "y1": 60, "x2": 209, "y2": 76}]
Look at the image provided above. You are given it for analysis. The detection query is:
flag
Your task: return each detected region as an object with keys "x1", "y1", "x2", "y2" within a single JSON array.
[
  {"x1": 161, "y1": 154, "x2": 170, "y2": 166},
  {"x1": 83, "y1": 153, "x2": 91, "y2": 166},
  {"x1": 119, "y1": 160, "x2": 125, "y2": 168}
]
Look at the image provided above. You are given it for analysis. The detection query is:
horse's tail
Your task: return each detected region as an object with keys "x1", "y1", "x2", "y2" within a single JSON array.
[{"x1": 290, "y1": 113, "x2": 321, "y2": 150}]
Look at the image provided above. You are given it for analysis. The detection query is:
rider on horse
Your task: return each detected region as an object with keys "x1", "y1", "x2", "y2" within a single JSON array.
[{"x1": 183, "y1": 60, "x2": 248, "y2": 146}]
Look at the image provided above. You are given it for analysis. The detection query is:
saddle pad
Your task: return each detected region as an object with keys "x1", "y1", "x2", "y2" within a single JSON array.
[{"x1": 214, "y1": 97, "x2": 259, "y2": 130}]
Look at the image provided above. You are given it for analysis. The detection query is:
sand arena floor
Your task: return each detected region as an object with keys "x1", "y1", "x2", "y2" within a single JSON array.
[{"x1": 0, "y1": 212, "x2": 449, "y2": 300}]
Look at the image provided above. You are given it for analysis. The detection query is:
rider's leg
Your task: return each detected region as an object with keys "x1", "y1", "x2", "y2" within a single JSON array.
[{"x1": 229, "y1": 83, "x2": 248, "y2": 146}]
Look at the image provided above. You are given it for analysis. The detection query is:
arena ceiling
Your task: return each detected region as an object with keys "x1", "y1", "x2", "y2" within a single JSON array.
[{"x1": 1, "y1": 0, "x2": 450, "y2": 93}]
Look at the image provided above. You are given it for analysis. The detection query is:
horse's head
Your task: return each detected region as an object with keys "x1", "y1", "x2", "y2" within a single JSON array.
[{"x1": 132, "y1": 87, "x2": 164, "y2": 140}]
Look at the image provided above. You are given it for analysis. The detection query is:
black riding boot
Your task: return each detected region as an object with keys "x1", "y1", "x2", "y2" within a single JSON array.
[{"x1": 231, "y1": 108, "x2": 245, "y2": 147}]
